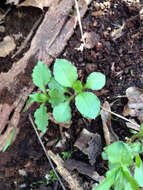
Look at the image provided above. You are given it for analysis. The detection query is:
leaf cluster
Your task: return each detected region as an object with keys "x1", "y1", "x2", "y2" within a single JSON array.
[
  {"x1": 26, "y1": 59, "x2": 105, "y2": 133},
  {"x1": 92, "y1": 136, "x2": 143, "y2": 190}
]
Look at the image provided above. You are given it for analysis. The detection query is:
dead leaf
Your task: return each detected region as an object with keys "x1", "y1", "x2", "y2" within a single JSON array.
[
  {"x1": 74, "y1": 128, "x2": 102, "y2": 165},
  {"x1": 91, "y1": 10, "x2": 104, "y2": 18},
  {"x1": 101, "y1": 101, "x2": 119, "y2": 145},
  {"x1": 64, "y1": 159, "x2": 104, "y2": 183},
  {"x1": 123, "y1": 87, "x2": 143, "y2": 122},
  {"x1": 82, "y1": 32, "x2": 100, "y2": 49},
  {"x1": 17, "y1": 0, "x2": 53, "y2": 10},
  {"x1": 110, "y1": 22, "x2": 125, "y2": 41},
  {"x1": 0, "y1": 36, "x2": 16, "y2": 57}
]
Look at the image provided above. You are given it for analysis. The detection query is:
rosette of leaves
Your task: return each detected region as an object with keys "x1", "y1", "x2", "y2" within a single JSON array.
[{"x1": 26, "y1": 59, "x2": 105, "y2": 133}]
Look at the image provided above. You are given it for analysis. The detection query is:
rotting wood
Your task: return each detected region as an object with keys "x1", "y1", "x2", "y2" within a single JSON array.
[{"x1": 0, "y1": 0, "x2": 93, "y2": 151}]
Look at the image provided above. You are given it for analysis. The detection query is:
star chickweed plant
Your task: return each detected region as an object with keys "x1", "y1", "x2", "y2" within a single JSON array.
[{"x1": 26, "y1": 59, "x2": 105, "y2": 133}]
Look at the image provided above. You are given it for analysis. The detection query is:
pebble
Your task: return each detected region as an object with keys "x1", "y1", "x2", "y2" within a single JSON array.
[{"x1": 0, "y1": 35, "x2": 16, "y2": 57}]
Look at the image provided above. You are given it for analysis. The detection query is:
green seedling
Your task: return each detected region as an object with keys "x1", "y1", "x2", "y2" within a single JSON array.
[
  {"x1": 92, "y1": 124, "x2": 143, "y2": 190},
  {"x1": 45, "y1": 170, "x2": 58, "y2": 185},
  {"x1": 61, "y1": 150, "x2": 72, "y2": 160},
  {"x1": 26, "y1": 59, "x2": 105, "y2": 133}
]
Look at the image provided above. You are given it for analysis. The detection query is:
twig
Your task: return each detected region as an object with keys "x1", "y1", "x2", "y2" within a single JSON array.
[
  {"x1": 74, "y1": 0, "x2": 85, "y2": 45},
  {"x1": 101, "y1": 106, "x2": 140, "y2": 129},
  {"x1": 29, "y1": 114, "x2": 67, "y2": 190}
]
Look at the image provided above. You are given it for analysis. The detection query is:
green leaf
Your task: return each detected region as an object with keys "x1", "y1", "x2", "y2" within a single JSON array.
[
  {"x1": 49, "y1": 88, "x2": 65, "y2": 107},
  {"x1": 114, "y1": 169, "x2": 133, "y2": 190},
  {"x1": 84, "y1": 72, "x2": 106, "y2": 90},
  {"x1": 134, "y1": 154, "x2": 143, "y2": 187},
  {"x1": 32, "y1": 61, "x2": 51, "y2": 93},
  {"x1": 34, "y1": 104, "x2": 49, "y2": 133},
  {"x1": 53, "y1": 101, "x2": 71, "y2": 123},
  {"x1": 54, "y1": 59, "x2": 78, "y2": 87},
  {"x1": 72, "y1": 80, "x2": 83, "y2": 93},
  {"x1": 48, "y1": 78, "x2": 67, "y2": 94},
  {"x1": 130, "y1": 142, "x2": 143, "y2": 154},
  {"x1": 2, "y1": 128, "x2": 16, "y2": 152},
  {"x1": 29, "y1": 93, "x2": 49, "y2": 103},
  {"x1": 103, "y1": 141, "x2": 133, "y2": 166},
  {"x1": 123, "y1": 166, "x2": 139, "y2": 190},
  {"x1": 61, "y1": 151, "x2": 72, "y2": 160},
  {"x1": 23, "y1": 93, "x2": 49, "y2": 111},
  {"x1": 92, "y1": 167, "x2": 119, "y2": 190},
  {"x1": 75, "y1": 92, "x2": 100, "y2": 119}
]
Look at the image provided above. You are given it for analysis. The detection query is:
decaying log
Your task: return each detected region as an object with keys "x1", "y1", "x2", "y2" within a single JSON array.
[{"x1": 0, "y1": 0, "x2": 92, "y2": 151}]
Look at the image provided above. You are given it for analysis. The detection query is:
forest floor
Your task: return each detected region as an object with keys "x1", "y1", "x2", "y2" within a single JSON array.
[{"x1": 0, "y1": 0, "x2": 142, "y2": 189}]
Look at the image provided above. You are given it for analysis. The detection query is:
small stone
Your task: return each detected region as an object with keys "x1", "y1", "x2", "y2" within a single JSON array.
[
  {"x1": 18, "y1": 169, "x2": 27, "y2": 176},
  {"x1": 0, "y1": 26, "x2": 5, "y2": 33},
  {"x1": 0, "y1": 36, "x2": 16, "y2": 57}
]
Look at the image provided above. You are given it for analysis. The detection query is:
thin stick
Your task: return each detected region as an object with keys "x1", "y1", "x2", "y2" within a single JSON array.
[
  {"x1": 101, "y1": 106, "x2": 140, "y2": 129},
  {"x1": 74, "y1": 0, "x2": 85, "y2": 45},
  {"x1": 29, "y1": 114, "x2": 67, "y2": 190}
]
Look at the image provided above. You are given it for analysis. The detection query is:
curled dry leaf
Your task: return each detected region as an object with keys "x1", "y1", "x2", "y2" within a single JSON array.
[
  {"x1": 101, "y1": 101, "x2": 119, "y2": 145},
  {"x1": 74, "y1": 128, "x2": 102, "y2": 165},
  {"x1": 123, "y1": 87, "x2": 143, "y2": 122}
]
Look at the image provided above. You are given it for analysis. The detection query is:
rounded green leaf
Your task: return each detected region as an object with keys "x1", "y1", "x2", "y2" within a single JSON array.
[
  {"x1": 54, "y1": 59, "x2": 78, "y2": 87},
  {"x1": 53, "y1": 101, "x2": 71, "y2": 123},
  {"x1": 104, "y1": 142, "x2": 133, "y2": 166},
  {"x1": 85, "y1": 72, "x2": 106, "y2": 90},
  {"x1": 32, "y1": 61, "x2": 51, "y2": 93},
  {"x1": 75, "y1": 92, "x2": 100, "y2": 119}
]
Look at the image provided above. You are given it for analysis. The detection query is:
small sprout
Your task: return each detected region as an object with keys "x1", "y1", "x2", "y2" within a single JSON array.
[
  {"x1": 45, "y1": 170, "x2": 58, "y2": 185},
  {"x1": 61, "y1": 150, "x2": 72, "y2": 160}
]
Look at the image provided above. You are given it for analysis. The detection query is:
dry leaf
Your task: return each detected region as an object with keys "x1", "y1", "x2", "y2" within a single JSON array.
[
  {"x1": 74, "y1": 128, "x2": 102, "y2": 165},
  {"x1": 110, "y1": 22, "x2": 125, "y2": 41},
  {"x1": 82, "y1": 32, "x2": 100, "y2": 49},
  {"x1": 101, "y1": 101, "x2": 119, "y2": 145},
  {"x1": 123, "y1": 87, "x2": 143, "y2": 122},
  {"x1": 64, "y1": 159, "x2": 104, "y2": 183},
  {"x1": 17, "y1": 0, "x2": 53, "y2": 10},
  {"x1": 91, "y1": 10, "x2": 104, "y2": 18}
]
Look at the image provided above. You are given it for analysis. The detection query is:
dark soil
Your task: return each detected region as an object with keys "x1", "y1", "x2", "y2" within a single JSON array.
[{"x1": 0, "y1": 1, "x2": 143, "y2": 190}]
